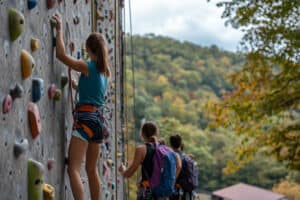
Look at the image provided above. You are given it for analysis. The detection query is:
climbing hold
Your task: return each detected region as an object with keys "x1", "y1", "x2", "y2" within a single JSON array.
[
  {"x1": 32, "y1": 78, "x2": 44, "y2": 103},
  {"x1": 61, "y1": 76, "x2": 68, "y2": 88},
  {"x1": 48, "y1": 84, "x2": 56, "y2": 99},
  {"x1": 28, "y1": 159, "x2": 44, "y2": 200},
  {"x1": 96, "y1": 9, "x2": 104, "y2": 20},
  {"x1": 9, "y1": 8, "x2": 25, "y2": 41},
  {"x1": 28, "y1": 0, "x2": 38, "y2": 10},
  {"x1": 14, "y1": 139, "x2": 29, "y2": 158},
  {"x1": 28, "y1": 102, "x2": 42, "y2": 139},
  {"x1": 10, "y1": 83, "x2": 24, "y2": 100},
  {"x1": 69, "y1": 42, "x2": 75, "y2": 53},
  {"x1": 47, "y1": 159, "x2": 55, "y2": 170},
  {"x1": 21, "y1": 50, "x2": 35, "y2": 80},
  {"x1": 117, "y1": 152, "x2": 122, "y2": 158},
  {"x1": 2, "y1": 95, "x2": 13, "y2": 114},
  {"x1": 31, "y1": 38, "x2": 40, "y2": 52},
  {"x1": 109, "y1": 10, "x2": 114, "y2": 22},
  {"x1": 43, "y1": 183, "x2": 55, "y2": 200},
  {"x1": 77, "y1": 51, "x2": 81, "y2": 59},
  {"x1": 73, "y1": 16, "x2": 80, "y2": 25},
  {"x1": 53, "y1": 89, "x2": 61, "y2": 101},
  {"x1": 73, "y1": 0, "x2": 77, "y2": 4},
  {"x1": 106, "y1": 159, "x2": 113, "y2": 167},
  {"x1": 46, "y1": 0, "x2": 55, "y2": 9}
]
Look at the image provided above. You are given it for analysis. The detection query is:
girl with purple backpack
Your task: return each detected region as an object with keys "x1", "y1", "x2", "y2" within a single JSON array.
[{"x1": 119, "y1": 121, "x2": 182, "y2": 200}]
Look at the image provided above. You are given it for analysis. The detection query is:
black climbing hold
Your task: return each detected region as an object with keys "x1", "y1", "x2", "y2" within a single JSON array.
[
  {"x1": 73, "y1": 16, "x2": 80, "y2": 25},
  {"x1": 14, "y1": 139, "x2": 29, "y2": 158},
  {"x1": 10, "y1": 83, "x2": 24, "y2": 100},
  {"x1": 28, "y1": 0, "x2": 38, "y2": 10},
  {"x1": 32, "y1": 78, "x2": 44, "y2": 103},
  {"x1": 9, "y1": 8, "x2": 25, "y2": 41},
  {"x1": 61, "y1": 76, "x2": 68, "y2": 88}
]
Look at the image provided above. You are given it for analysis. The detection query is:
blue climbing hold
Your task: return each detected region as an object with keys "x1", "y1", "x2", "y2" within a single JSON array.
[
  {"x1": 28, "y1": 0, "x2": 38, "y2": 10},
  {"x1": 32, "y1": 78, "x2": 44, "y2": 103}
]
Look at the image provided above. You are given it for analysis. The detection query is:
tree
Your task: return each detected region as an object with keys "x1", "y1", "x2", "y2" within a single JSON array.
[{"x1": 208, "y1": 0, "x2": 300, "y2": 172}]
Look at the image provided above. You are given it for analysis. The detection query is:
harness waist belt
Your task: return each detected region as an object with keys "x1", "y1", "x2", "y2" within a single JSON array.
[{"x1": 75, "y1": 105, "x2": 101, "y2": 112}]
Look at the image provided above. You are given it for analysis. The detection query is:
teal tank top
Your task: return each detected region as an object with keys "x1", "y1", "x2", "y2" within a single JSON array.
[{"x1": 78, "y1": 61, "x2": 108, "y2": 106}]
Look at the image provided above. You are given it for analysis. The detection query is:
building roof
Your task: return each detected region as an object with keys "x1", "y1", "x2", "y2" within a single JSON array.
[{"x1": 212, "y1": 183, "x2": 286, "y2": 200}]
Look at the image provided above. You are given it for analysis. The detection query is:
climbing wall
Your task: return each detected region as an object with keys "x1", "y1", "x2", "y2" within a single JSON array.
[
  {"x1": 95, "y1": 0, "x2": 125, "y2": 199},
  {"x1": 0, "y1": 0, "x2": 125, "y2": 199}
]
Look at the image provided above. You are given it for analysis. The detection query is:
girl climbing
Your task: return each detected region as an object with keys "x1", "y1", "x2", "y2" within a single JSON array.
[
  {"x1": 52, "y1": 13, "x2": 110, "y2": 200},
  {"x1": 119, "y1": 121, "x2": 182, "y2": 200}
]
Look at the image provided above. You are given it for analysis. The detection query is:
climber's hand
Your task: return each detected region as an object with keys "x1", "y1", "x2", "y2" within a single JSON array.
[{"x1": 52, "y1": 13, "x2": 62, "y2": 31}]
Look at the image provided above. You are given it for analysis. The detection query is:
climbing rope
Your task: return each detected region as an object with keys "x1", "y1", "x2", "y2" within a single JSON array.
[
  {"x1": 114, "y1": 0, "x2": 119, "y2": 199},
  {"x1": 121, "y1": 1, "x2": 130, "y2": 199}
]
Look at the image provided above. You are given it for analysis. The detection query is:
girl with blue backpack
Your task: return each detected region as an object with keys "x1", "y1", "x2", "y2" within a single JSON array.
[{"x1": 119, "y1": 121, "x2": 182, "y2": 200}]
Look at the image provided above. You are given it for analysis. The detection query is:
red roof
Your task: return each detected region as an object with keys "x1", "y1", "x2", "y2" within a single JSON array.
[{"x1": 212, "y1": 183, "x2": 286, "y2": 200}]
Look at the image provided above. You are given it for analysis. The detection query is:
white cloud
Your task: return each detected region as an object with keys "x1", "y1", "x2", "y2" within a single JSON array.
[{"x1": 125, "y1": 0, "x2": 243, "y2": 51}]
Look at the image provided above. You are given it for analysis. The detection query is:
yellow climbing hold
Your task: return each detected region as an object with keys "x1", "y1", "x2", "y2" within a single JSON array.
[
  {"x1": 9, "y1": 8, "x2": 25, "y2": 41},
  {"x1": 54, "y1": 89, "x2": 62, "y2": 101},
  {"x1": 43, "y1": 183, "x2": 55, "y2": 200},
  {"x1": 96, "y1": 9, "x2": 104, "y2": 20},
  {"x1": 106, "y1": 159, "x2": 113, "y2": 167},
  {"x1": 31, "y1": 38, "x2": 40, "y2": 52},
  {"x1": 21, "y1": 50, "x2": 35, "y2": 80}
]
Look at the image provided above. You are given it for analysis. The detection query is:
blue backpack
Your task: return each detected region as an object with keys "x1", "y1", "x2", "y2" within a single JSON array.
[{"x1": 149, "y1": 144, "x2": 177, "y2": 197}]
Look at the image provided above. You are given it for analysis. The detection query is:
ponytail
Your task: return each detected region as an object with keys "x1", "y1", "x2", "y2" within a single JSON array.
[{"x1": 86, "y1": 33, "x2": 111, "y2": 78}]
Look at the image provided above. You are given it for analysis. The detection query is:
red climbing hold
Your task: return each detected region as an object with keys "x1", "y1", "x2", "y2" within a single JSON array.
[
  {"x1": 69, "y1": 42, "x2": 75, "y2": 53},
  {"x1": 48, "y1": 84, "x2": 56, "y2": 99},
  {"x1": 28, "y1": 102, "x2": 42, "y2": 139},
  {"x1": 47, "y1": 159, "x2": 55, "y2": 170},
  {"x1": 2, "y1": 95, "x2": 13, "y2": 114},
  {"x1": 47, "y1": 0, "x2": 56, "y2": 9}
]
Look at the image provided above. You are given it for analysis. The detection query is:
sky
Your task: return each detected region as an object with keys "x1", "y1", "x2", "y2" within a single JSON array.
[{"x1": 125, "y1": 0, "x2": 243, "y2": 52}]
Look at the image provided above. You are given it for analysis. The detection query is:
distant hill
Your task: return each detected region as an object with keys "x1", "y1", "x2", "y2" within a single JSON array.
[{"x1": 124, "y1": 34, "x2": 288, "y2": 193}]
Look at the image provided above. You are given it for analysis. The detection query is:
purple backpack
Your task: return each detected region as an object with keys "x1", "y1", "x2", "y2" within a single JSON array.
[{"x1": 149, "y1": 144, "x2": 177, "y2": 197}]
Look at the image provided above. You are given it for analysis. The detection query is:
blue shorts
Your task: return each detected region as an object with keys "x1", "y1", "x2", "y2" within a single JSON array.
[{"x1": 72, "y1": 105, "x2": 109, "y2": 143}]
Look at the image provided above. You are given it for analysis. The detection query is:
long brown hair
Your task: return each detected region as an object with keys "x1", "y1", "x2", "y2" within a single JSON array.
[{"x1": 86, "y1": 32, "x2": 111, "y2": 77}]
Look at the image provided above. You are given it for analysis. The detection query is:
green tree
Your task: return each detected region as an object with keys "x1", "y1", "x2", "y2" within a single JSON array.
[{"x1": 208, "y1": 0, "x2": 300, "y2": 172}]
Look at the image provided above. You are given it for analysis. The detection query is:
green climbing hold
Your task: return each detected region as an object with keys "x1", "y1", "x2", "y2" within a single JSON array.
[
  {"x1": 54, "y1": 89, "x2": 62, "y2": 101},
  {"x1": 9, "y1": 8, "x2": 25, "y2": 41},
  {"x1": 28, "y1": 159, "x2": 44, "y2": 200}
]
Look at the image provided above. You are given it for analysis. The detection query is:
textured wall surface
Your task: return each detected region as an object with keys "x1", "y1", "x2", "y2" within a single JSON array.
[{"x1": 0, "y1": 0, "x2": 124, "y2": 199}]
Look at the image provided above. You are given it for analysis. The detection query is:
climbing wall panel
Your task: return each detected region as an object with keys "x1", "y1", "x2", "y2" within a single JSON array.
[
  {"x1": 0, "y1": 0, "x2": 95, "y2": 199},
  {"x1": 96, "y1": 0, "x2": 125, "y2": 199}
]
